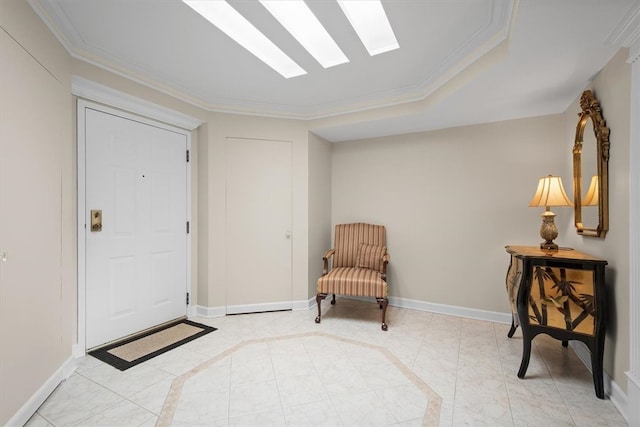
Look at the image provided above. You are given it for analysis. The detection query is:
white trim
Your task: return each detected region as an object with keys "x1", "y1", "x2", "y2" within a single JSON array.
[
  {"x1": 77, "y1": 99, "x2": 193, "y2": 352},
  {"x1": 185, "y1": 135, "x2": 193, "y2": 328},
  {"x1": 194, "y1": 299, "x2": 312, "y2": 318},
  {"x1": 200, "y1": 296, "x2": 512, "y2": 323},
  {"x1": 607, "y1": 2, "x2": 640, "y2": 50},
  {"x1": 71, "y1": 76, "x2": 202, "y2": 130},
  {"x1": 626, "y1": 372, "x2": 640, "y2": 427},
  {"x1": 72, "y1": 344, "x2": 85, "y2": 359},
  {"x1": 187, "y1": 305, "x2": 198, "y2": 318},
  {"x1": 5, "y1": 356, "x2": 76, "y2": 427},
  {"x1": 333, "y1": 295, "x2": 511, "y2": 324},
  {"x1": 388, "y1": 296, "x2": 512, "y2": 324},
  {"x1": 627, "y1": 37, "x2": 640, "y2": 427},
  {"x1": 195, "y1": 305, "x2": 227, "y2": 318},
  {"x1": 77, "y1": 101, "x2": 87, "y2": 354},
  {"x1": 630, "y1": 41, "x2": 640, "y2": 65},
  {"x1": 608, "y1": 380, "x2": 629, "y2": 424},
  {"x1": 571, "y1": 342, "x2": 628, "y2": 422},
  {"x1": 225, "y1": 301, "x2": 294, "y2": 315},
  {"x1": 294, "y1": 297, "x2": 317, "y2": 311}
]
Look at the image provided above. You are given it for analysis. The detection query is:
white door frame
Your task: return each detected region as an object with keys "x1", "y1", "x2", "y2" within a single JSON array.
[{"x1": 74, "y1": 77, "x2": 201, "y2": 354}]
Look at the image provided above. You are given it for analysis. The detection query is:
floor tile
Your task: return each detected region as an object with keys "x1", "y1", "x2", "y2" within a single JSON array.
[
  {"x1": 28, "y1": 299, "x2": 626, "y2": 427},
  {"x1": 36, "y1": 374, "x2": 123, "y2": 426},
  {"x1": 74, "y1": 399, "x2": 156, "y2": 427}
]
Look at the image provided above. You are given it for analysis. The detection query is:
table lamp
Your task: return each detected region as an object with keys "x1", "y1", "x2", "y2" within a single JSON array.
[{"x1": 529, "y1": 175, "x2": 573, "y2": 250}]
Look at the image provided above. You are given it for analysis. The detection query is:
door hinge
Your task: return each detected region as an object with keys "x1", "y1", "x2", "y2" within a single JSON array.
[
  {"x1": 186, "y1": 292, "x2": 190, "y2": 305},
  {"x1": 186, "y1": 150, "x2": 190, "y2": 162},
  {"x1": 186, "y1": 221, "x2": 190, "y2": 234}
]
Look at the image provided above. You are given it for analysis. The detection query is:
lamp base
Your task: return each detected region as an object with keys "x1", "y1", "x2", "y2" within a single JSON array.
[
  {"x1": 540, "y1": 241, "x2": 559, "y2": 251},
  {"x1": 539, "y1": 210, "x2": 559, "y2": 251}
]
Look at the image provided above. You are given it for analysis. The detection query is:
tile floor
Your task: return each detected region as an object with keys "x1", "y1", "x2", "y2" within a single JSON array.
[{"x1": 25, "y1": 299, "x2": 627, "y2": 426}]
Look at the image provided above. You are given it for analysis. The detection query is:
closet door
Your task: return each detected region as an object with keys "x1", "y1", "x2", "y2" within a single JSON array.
[
  {"x1": 0, "y1": 30, "x2": 63, "y2": 424},
  {"x1": 225, "y1": 137, "x2": 292, "y2": 313}
]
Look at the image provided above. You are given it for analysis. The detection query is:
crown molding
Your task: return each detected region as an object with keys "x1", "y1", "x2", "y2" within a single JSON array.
[
  {"x1": 606, "y1": 1, "x2": 640, "y2": 63},
  {"x1": 71, "y1": 76, "x2": 202, "y2": 130}
]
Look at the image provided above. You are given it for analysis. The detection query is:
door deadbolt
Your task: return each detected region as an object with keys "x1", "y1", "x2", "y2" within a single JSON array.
[{"x1": 91, "y1": 210, "x2": 102, "y2": 232}]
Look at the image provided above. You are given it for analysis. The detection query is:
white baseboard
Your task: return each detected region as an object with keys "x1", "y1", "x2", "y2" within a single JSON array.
[
  {"x1": 195, "y1": 299, "x2": 314, "y2": 318},
  {"x1": 388, "y1": 296, "x2": 512, "y2": 324},
  {"x1": 225, "y1": 301, "x2": 294, "y2": 315},
  {"x1": 570, "y1": 341, "x2": 629, "y2": 423},
  {"x1": 72, "y1": 343, "x2": 85, "y2": 358},
  {"x1": 195, "y1": 305, "x2": 226, "y2": 318},
  {"x1": 187, "y1": 305, "x2": 197, "y2": 318},
  {"x1": 626, "y1": 371, "x2": 640, "y2": 427},
  {"x1": 293, "y1": 297, "x2": 316, "y2": 311},
  {"x1": 6, "y1": 356, "x2": 76, "y2": 427},
  {"x1": 311, "y1": 294, "x2": 511, "y2": 324},
  {"x1": 609, "y1": 378, "x2": 629, "y2": 425}
]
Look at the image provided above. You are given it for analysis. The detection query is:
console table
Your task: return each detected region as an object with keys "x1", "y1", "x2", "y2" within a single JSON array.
[{"x1": 504, "y1": 245, "x2": 607, "y2": 398}]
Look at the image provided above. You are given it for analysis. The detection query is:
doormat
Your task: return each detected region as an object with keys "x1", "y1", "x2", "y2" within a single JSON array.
[{"x1": 88, "y1": 320, "x2": 217, "y2": 371}]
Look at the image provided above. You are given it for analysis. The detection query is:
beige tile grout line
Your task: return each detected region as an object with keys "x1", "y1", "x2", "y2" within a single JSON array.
[{"x1": 156, "y1": 331, "x2": 442, "y2": 426}]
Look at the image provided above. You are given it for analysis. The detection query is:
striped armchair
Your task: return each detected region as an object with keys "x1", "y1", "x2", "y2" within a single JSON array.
[{"x1": 315, "y1": 223, "x2": 391, "y2": 330}]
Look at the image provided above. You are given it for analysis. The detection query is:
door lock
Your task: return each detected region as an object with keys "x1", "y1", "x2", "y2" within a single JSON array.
[{"x1": 91, "y1": 210, "x2": 102, "y2": 232}]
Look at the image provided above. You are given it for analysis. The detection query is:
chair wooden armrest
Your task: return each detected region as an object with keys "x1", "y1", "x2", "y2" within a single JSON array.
[
  {"x1": 322, "y1": 249, "x2": 335, "y2": 275},
  {"x1": 382, "y1": 252, "x2": 391, "y2": 280}
]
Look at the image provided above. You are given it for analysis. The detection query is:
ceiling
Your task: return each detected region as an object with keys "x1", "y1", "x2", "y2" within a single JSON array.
[{"x1": 30, "y1": 0, "x2": 639, "y2": 142}]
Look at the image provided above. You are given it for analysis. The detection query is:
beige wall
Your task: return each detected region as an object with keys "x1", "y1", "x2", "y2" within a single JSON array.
[
  {"x1": 308, "y1": 132, "x2": 333, "y2": 297},
  {"x1": 561, "y1": 48, "x2": 631, "y2": 393},
  {"x1": 331, "y1": 115, "x2": 567, "y2": 312},
  {"x1": 0, "y1": 0, "x2": 73, "y2": 424}
]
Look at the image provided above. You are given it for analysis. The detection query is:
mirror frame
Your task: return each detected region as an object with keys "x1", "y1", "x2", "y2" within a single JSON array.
[{"x1": 573, "y1": 90, "x2": 610, "y2": 237}]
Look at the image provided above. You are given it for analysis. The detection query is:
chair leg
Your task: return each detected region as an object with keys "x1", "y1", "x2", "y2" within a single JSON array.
[
  {"x1": 378, "y1": 298, "x2": 389, "y2": 331},
  {"x1": 315, "y1": 293, "x2": 326, "y2": 324}
]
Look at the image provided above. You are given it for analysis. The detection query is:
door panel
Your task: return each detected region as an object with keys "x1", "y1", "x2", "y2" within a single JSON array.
[
  {"x1": 85, "y1": 108, "x2": 188, "y2": 348},
  {"x1": 226, "y1": 138, "x2": 292, "y2": 312}
]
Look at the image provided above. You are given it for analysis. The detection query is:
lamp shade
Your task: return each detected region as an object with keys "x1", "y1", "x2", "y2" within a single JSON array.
[
  {"x1": 529, "y1": 175, "x2": 573, "y2": 208},
  {"x1": 583, "y1": 175, "x2": 599, "y2": 206}
]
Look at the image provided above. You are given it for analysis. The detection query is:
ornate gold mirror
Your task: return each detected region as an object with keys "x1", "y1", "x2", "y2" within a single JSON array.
[{"x1": 573, "y1": 90, "x2": 609, "y2": 237}]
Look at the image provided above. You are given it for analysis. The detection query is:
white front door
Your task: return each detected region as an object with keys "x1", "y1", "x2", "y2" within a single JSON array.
[
  {"x1": 225, "y1": 137, "x2": 292, "y2": 313},
  {"x1": 84, "y1": 107, "x2": 188, "y2": 348}
]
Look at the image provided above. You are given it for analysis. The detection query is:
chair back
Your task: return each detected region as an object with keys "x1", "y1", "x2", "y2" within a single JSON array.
[{"x1": 333, "y1": 223, "x2": 386, "y2": 269}]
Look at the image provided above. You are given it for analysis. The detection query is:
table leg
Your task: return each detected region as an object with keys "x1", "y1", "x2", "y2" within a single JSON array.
[{"x1": 518, "y1": 334, "x2": 532, "y2": 378}]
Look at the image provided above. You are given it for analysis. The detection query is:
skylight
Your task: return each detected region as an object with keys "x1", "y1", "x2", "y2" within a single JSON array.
[
  {"x1": 260, "y1": 0, "x2": 348, "y2": 69},
  {"x1": 183, "y1": 0, "x2": 306, "y2": 78},
  {"x1": 184, "y1": 0, "x2": 400, "y2": 78},
  {"x1": 337, "y1": 0, "x2": 399, "y2": 56}
]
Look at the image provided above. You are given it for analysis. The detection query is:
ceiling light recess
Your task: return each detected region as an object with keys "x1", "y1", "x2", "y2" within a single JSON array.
[
  {"x1": 337, "y1": 0, "x2": 399, "y2": 56},
  {"x1": 260, "y1": 0, "x2": 348, "y2": 68},
  {"x1": 183, "y1": 0, "x2": 306, "y2": 78}
]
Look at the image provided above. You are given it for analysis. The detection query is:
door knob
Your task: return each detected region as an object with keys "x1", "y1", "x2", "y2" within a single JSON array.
[{"x1": 286, "y1": 230, "x2": 292, "y2": 239}]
